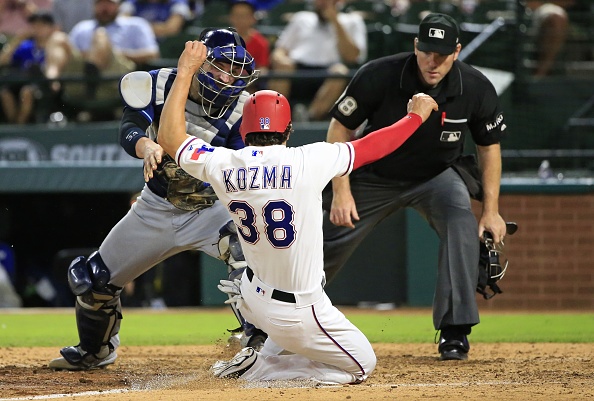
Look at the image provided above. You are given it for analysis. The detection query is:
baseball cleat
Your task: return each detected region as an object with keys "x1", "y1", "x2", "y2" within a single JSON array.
[
  {"x1": 48, "y1": 345, "x2": 117, "y2": 371},
  {"x1": 211, "y1": 347, "x2": 257, "y2": 378}
]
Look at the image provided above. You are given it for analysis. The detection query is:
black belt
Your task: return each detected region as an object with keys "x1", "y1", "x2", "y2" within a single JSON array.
[{"x1": 246, "y1": 267, "x2": 296, "y2": 303}]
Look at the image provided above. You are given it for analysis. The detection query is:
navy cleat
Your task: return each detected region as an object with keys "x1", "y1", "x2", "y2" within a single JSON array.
[{"x1": 48, "y1": 345, "x2": 117, "y2": 371}]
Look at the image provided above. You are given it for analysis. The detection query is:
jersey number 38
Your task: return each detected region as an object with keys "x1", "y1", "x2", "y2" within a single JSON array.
[{"x1": 228, "y1": 200, "x2": 296, "y2": 248}]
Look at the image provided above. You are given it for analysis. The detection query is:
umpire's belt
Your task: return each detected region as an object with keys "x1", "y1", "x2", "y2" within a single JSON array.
[{"x1": 245, "y1": 267, "x2": 323, "y2": 306}]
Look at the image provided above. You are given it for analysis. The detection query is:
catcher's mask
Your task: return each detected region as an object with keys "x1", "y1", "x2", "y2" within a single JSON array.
[
  {"x1": 477, "y1": 222, "x2": 518, "y2": 299},
  {"x1": 196, "y1": 27, "x2": 259, "y2": 118}
]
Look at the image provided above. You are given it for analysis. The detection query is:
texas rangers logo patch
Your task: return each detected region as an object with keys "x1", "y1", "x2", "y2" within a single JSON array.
[{"x1": 190, "y1": 144, "x2": 214, "y2": 161}]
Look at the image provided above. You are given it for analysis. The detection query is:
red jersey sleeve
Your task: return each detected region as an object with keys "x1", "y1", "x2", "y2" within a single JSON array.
[{"x1": 350, "y1": 113, "x2": 423, "y2": 170}]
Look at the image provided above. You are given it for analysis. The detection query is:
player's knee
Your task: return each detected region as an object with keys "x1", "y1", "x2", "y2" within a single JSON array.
[
  {"x1": 365, "y1": 356, "x2": 377, "y2": 381},
  {"x1": 67, "y1": 251, "x2": 120, "y2": 298},
  {"x1": 349, "y1": 351, "x2": 376, "y2": 384}
]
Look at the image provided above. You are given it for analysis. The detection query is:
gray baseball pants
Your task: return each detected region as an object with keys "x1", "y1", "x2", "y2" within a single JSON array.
[{"x1": 101, "y1": 185, "x2": 231, "y2": 287}]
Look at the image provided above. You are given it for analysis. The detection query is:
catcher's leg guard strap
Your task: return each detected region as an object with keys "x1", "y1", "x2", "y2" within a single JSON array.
[
  {"x1": 218, "y1": 220, "x2": 249, "y2": 330},
  {"x1": 76, "y1": 292, "x2": 122, "y2": 354},
  {"x1": 226, "y1": 267, "x2": 247, "y2": 330}
]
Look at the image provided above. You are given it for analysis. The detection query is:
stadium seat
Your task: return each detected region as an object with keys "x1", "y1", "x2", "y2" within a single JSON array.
[
  {"x1": 395, "y1": 0, "x2": 462, "y2": 25},
  {"x1": 190, "y1": 0, "x2": 230, "y2": 28},
  {"x1": 343, "y1": 0, "x2": 394, "y2": 25},
  {"x1": 366, "y1": 23, "x2": 394, "y2": 61},
  {"x1": 462, "y1": 0, "x2": 517, "y2": 24},
  {"x1": 158, "y1": 32, "x2": 200, "y2": 59},
  {"x1": 260, "y1": 0, "x2": 310, "y2": 26}
]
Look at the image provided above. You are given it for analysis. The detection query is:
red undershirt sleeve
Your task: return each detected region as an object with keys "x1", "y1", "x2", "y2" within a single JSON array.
[{"x1": 350, "y1": 113, "x2": 423, "y2": 170}]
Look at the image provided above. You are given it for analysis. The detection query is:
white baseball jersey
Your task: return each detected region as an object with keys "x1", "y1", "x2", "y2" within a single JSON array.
[
  {"x1": 177, "y1": 136, "x2": 376, "y2": 385},
  {"x1": 176, "y1": 138, "x2": 354, "y2": 293}
]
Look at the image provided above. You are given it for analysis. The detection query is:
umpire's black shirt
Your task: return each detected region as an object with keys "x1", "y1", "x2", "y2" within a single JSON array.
[{"x1": 330, "y1": 52, "x2": 506, "y2": 182}]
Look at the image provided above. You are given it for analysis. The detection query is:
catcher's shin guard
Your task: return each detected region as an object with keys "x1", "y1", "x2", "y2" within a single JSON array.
[
  {"x1": 226, "y1": 266, "x2": 247, "y2": 331},
  {"x1": 75, "y1": 292, "x2": 122, "y2": 354},
  {"x1": 67, "y1": 252, "x2": 123, "y2": 354},
  {"x1": 218, "y1": 220, "x2": 248, "y2": 329},
  {"x1": 217, "y1": 221, "x2": 267, "y2": 347}
]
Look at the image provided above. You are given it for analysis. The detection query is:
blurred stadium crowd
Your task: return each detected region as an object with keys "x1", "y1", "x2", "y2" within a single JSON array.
[{"x1": 0, "y1": 0, "x2": 591, "y2": 124}]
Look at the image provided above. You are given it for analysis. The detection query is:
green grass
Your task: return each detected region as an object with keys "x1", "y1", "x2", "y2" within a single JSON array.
[
  {"x1": 347, "y1": 312, "x2": 594, "y2": 343},
  {"x1": 0, "y1": 309, "x2": 238, "y2": 347},
  {"x1": 1, "y1": 308, "x2": 593, "y2": 347}
]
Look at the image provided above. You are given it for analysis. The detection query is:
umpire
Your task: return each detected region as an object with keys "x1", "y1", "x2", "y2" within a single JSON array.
[{"x1": 322, "y1": 13, "x2": 507, "y2": 360}]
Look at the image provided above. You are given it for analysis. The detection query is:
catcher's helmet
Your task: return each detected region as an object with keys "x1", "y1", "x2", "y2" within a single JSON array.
[
  {"x1": 196, "y1": 27, "x2": 258, "y2": 118},
  {"x1": 240, "y1": 90, "x2": 292, "y2": 141}
]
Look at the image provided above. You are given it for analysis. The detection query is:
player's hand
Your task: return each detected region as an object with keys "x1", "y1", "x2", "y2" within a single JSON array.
[
  {"x1": 218, "y1": 278, "x2": 243, "y2": 309},
  {"x1": 478, "y1": 212, "x2": 507, "y2": 244},
  {"x1": 407, "y1": 93, "x2": 439, "y2": 123},
  {"x1": 329, "y1": 188, "x2": 360, "y2": 228},
  {"x1": 177, "y1": 40, "x2": 208, "y2": 79},
  {"x1": 136, "y1": 138, "x2": 165, "y2": 182}
]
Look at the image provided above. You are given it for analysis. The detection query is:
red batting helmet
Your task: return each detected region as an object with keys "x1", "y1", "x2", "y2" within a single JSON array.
[{"x1": 240, "y1": 90, "x2": 291, "y2": 141}]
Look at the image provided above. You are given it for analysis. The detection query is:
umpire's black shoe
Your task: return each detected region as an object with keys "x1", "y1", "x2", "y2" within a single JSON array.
[{"x1": 438, "y1": 333, "x2": 470, "y2": 361}]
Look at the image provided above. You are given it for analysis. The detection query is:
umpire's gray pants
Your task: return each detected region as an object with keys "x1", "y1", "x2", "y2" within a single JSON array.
[{"x1": 322, "y1": 167, "x2": 480, "y2": 330}]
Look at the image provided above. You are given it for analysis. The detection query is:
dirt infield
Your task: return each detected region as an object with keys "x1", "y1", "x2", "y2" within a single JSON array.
[{"x1": 1, "y1": 342, "x2": 593, "y2": 401}]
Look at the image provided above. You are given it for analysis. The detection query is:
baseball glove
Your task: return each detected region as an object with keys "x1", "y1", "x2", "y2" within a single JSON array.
[
  {"x1": 218, "y1": 277, "x2": 243, "y2": 309},
  {"x1": 161, "y1": 160, "x2": 218, "y2": 211},
  {"x1": 476, "y1": 222, "x2": 518, "y2": 300}
]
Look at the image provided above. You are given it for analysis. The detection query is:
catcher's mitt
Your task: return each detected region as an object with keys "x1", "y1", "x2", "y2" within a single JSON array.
[
  {"x1": 476, "y1": 222, "x2": 518, "y2": 300},
  {"x1": 161, "y1": 159, "x2": 218, "y2": 211}
]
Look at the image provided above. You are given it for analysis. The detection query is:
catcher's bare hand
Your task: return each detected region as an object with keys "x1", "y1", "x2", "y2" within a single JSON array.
[
  {"x1": 177, "y1": 40, "x2": 208, "y2": 78},
  {"x1": 407, "y1": 93, "x2": 439, "y2": 122},
  {"x1": 136, "y1": 137, "x2": 165, "y2": 181}
]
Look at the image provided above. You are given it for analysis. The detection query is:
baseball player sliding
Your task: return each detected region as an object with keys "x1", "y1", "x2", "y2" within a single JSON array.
[{"x1": 158, "y1": 40, "x2": 438, "y2": 384}]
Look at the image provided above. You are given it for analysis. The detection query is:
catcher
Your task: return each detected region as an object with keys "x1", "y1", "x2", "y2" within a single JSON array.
[{"x1": 48, "y1": 27, "x2": 263, "y2": 371}]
